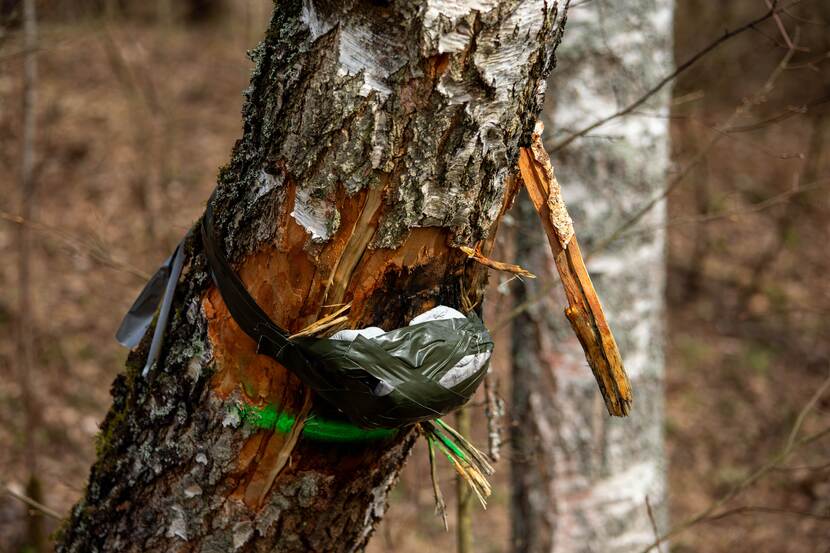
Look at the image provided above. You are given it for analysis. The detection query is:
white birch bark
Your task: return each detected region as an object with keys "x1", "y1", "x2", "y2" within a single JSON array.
[{"x1": 512, "y1": 1, "x2": 673, "y2": 551}]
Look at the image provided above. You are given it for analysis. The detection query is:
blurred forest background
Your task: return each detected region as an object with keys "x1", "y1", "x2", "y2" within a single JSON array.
[{"x1": 1, "y1": 1, "x2": 828, "y2": 552}]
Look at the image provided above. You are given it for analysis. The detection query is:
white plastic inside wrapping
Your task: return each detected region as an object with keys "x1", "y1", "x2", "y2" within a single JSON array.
[
  {"x1": 408, "y1": 305, "x2": 466, "y2": 325},
  {"x1": 438, "y1": 352, "x2": 491, "y2": 388},
  {"x1": 329, "y1": 326, "x2": 386, "y2": 341}
]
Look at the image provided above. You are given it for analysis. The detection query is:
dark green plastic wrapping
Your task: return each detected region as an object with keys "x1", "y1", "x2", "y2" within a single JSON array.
[{"x1": 294, "y1": 316, "x2": 493, "y2": 428}]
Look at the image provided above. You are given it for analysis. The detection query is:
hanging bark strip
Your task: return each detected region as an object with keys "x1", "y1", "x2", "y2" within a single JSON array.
[{"x1": 517, "y1": 131, "x2": 632, "y2": 417}]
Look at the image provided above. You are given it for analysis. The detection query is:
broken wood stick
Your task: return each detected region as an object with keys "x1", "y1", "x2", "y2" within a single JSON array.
[
  {"x1": 457, "y1": 245, "x2": 536, "y2": 279},
  {"x1": 517, "y1": 134, "x2": 632, "y2": 417}
]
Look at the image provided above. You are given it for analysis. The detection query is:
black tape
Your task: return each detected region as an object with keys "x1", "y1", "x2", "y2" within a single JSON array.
[
  {"x1": 116, "y1": 249, "x2": 177, "y2": 349},
  {"x1": 116, "y1": 236, "x2": 188, "y2": 376}
]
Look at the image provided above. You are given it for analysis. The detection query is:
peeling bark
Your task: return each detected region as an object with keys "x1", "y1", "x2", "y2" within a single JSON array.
[
  {"x1": 511, "y1": 1, "x2": 672, "y2": 552},
  {"x1": 58, "y1": 1, "x2": 566, "y2": 551}
]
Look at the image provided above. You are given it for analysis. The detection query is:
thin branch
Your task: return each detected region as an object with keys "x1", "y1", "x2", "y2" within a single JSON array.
[
  {"x1": 638, "y1": 372, "x2": 830, "y2": 552},
  {"x1": 4, "y1": 483, "x2": 63, "y2": 521},
  {"x1": 725, "y1": 94, "x2": 830, "y2": 133},
  {"x1": 614, "y1": 176, "x2": 830, "y2": 241},
  {"x1": 589, "y1": 41, "x2": 798, "y2": 257},
  {"x1": 629, "y1": 108, "x2": 808, "y2": 159},
  {"x1": 784, "y1": 369, "x2": 830, "y2": 451},
  {"x1": 0, "y1": 211, "x2": 150, "y2": 281},
  {"x1": 493, "y1": 280, "x2": 557, "y2": 332},
  {"x1": 549, "y1": 1, "x2": 796, "y2": 153},
  {"x1": 457, "y1": 245, "x2": 536, "y2": 278},
  {"x1": 764, "y1": 0, "x2": 795, "y2": 50},
  {"x1": 645, "y1": 496, "x2": 666, "y2": 553},
  {"x1": 0, "y1": 29, "x2": 107, "y2": 64},
  {"x1": 784, "y1": 49, "x2": 830, "y2": 70},
  {"x1": 780, "y1": 4, "x2": 828, "y2": 25},
  {"x1": 773, "y1": 460, "x2": 830, "y2": 472},
  {"x1": 701, "y1": 505, "x2": 830, "y2": 523}
]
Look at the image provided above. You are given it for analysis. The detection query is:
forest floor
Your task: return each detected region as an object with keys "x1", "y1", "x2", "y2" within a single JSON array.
[{"x1": 1, "y1": 11, "x2": 828, "y2": 553}]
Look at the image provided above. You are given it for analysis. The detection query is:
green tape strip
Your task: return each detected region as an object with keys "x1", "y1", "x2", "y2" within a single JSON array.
[
  {"x1": 430, "y1": 426, "x2": 468, "y2": 462},
  {"x1": 238, "y1": 403, "x2": 397, "y2": 442}
]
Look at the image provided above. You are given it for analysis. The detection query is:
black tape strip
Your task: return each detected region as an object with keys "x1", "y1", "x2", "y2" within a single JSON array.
[
  {"x1": 141, "y1": 239, "x2": 187, "y2": 377},
  {"x1": 116, "y1": 250, "x2": 176, "y2": 349},
  {"x1": 115, "y1": 234, "x2": 189, "y2": 376}
]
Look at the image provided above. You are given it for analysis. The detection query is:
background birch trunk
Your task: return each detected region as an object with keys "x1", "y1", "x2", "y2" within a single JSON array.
[
  {"x1": 511, "y1": 1, "x2": 673, "y2": 551},
  {"x1": 56, "y1": 1, "x2": 566, "y2": 551}
]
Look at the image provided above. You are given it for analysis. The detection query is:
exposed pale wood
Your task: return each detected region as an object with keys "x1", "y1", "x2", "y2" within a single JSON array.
[
  {"x1": 289, "y1": 303, "x2": 352, "y2": 339},
  {"x1": 517, "y1": 135, "x2": 632, "y2": 417}
]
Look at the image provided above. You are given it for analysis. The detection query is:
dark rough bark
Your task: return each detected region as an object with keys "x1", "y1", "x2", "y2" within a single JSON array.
[{"x1": 58, "y1": 1, "x2": 566, "y2": 551}]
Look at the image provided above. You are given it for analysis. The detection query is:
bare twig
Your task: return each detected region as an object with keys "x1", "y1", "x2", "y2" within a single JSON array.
[
  {"x1": 0, "y1": 29, "x2": 108, "y2": 64},
  {"x1": 549, "y1": 1, "x2": 796, "y2": 153},
  {"x1": 724, "y1": 94, "x2": 830, "y2": 133},
  {"x1": 782, "y1": 49, "x2": 830, "y2": 70},
  {"x1": 702, "y1": 505, "x2": 830, "y2": 523},
  {"x1": 457, "y1": 245, "x2": 536, "y2": 278},
  {"x1": 493, "y1": 280, "x2": 557, "y2": 332},
  {"x1": 615, "y1": 177, "x2": 830, "y2": 241},
  {"x1": 623, "y1": 102, "x2": 815, "y2": 159},
  {"x1": 590, "y1": 40, "x2": 798, "y2": 257},
  {"x1": 638, "y1": 372, "x2": 830, "y2": 552},
  {"x1": 644, "y1": 82, "x2": 823, "y2": 131},
  {"x1": 0, "y1": 211, "x2": 150, "y2": 281},
  {"x1": 764, "y1": 0, "x2": 795, "y2": 50},
  {"x1": 645, "y1": 496, "x2": 665, "y2": 553},
  {"x1": 4, "y1": 483, "x2": 63, "y2": 521},
  {"x1": 780, "y1": 4, "x2": 828, "y2": 25},
  {"x1": 773, "y1": 460, "x2": 830, "y2": 472}
]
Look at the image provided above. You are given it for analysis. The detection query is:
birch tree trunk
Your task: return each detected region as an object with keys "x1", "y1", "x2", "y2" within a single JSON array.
[
  {"x1": 57, "y1": 1, "x2": 566, "y2": 551},
  {"x1": 511, "y1": 1, "x2": 672, "y2": 551}
]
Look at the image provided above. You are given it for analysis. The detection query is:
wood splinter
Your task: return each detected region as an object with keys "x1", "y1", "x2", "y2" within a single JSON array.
[
  {"x1": 457, "y1": 245, "x2": 536, "y2": 279},
  {"x1": 517, "y1": 131, "x2": 633, "y2": 417}
]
